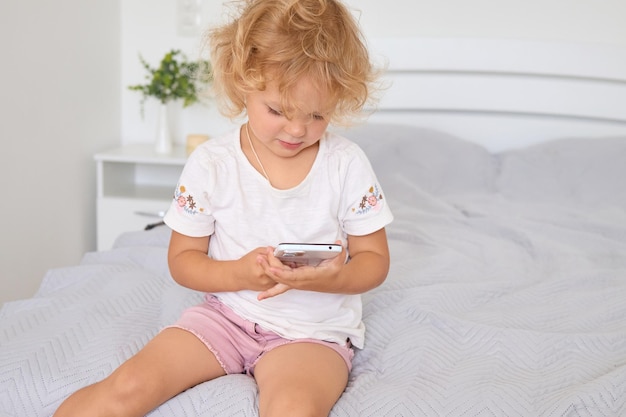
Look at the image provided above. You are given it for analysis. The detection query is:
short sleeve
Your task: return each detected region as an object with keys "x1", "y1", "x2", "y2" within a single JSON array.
[
  {"x1": 339, "y1": 145, "x2": 394, "y2": 236},
  {"x1": 163, "y1": 148, "x2": 216, "y2": 237}
]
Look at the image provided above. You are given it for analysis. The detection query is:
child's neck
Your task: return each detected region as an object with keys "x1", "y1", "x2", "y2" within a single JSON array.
[{"x1": 241, "y1": 125, "x2": 320, "y2": 190}]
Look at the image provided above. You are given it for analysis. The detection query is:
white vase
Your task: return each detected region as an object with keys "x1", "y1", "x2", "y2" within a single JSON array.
[{"x1": 155, "y1": 103, "x2": 173, "y2": 154}]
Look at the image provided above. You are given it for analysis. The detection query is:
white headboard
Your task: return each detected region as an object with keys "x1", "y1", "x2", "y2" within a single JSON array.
[{"x1": 366, "y1": 38, "x2": 626, "y2": 151}]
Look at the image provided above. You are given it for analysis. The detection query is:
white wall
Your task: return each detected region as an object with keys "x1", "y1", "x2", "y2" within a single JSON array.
[
  {"x1": 0, "y1": 1, "x2": 120, "y2": 306},
  {"x1": 348, "y1": 0, "x2": 626, "y2": 42},
  {"x1": 120, "y1": 0, "x2": 626, "y2": 147}
]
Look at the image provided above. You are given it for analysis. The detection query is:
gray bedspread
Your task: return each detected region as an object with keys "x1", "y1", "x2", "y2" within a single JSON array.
[{"x1": 2, "y1": 124, "x2": 625, "y2": 417}]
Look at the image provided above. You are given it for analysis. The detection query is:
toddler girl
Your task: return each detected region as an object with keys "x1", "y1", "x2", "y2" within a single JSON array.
[{"x1": 55, "y1": 1, "x2": 392, "y2": 416}]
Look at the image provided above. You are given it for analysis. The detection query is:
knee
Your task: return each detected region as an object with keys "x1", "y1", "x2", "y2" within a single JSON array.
[
  {"x1": 106, "y1": 364, "x2": 155, "y2": 405},
  {"x1": 54, "y1": 364, "x2": 166, "y2": 417},
  {"x1": 53, "y1": 371, "x2": 143, "y2": 417},
  {"x1": 260, "y1": 393, "x2": 331, "y2": 417}
]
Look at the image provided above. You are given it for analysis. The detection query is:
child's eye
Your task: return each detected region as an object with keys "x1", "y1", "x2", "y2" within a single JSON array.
[
  {"x1": 312, "y1": 114, "x2": 325, "y2": 121},
  {"x1": 268, "y1": 107, "x2": 282, "y2": 116}
]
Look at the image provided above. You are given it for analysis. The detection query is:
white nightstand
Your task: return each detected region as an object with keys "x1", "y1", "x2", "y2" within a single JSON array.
[{"x1": 94, "y1": 144, "x2": 188, "y2": 250}]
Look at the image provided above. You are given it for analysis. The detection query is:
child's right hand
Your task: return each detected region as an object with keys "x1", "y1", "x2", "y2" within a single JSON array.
[
  {"x1": 168, "y1": 231, "x2": 281, "y2": 294},
  {"x1": 238, "y1": 247, "x2": 283, "y2": 292}
]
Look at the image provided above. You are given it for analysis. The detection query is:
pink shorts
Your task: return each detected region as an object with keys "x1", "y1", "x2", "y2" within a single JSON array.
[{"x1": 165, "y1": 294, "x2": 354, "y2": 375}]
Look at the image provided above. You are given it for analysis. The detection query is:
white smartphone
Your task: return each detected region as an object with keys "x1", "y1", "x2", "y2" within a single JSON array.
[{"x1": 273, "y1": 243, "x2": 342, "y2": 266}]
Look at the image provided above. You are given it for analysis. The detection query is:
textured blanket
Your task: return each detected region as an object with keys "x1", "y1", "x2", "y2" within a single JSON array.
[{"x1": 2, "y1": 124, "x2": 625, "y2": 416}]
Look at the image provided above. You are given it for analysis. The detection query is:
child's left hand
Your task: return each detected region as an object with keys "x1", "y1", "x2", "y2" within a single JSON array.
[{"x1": 255, "y1": 241, "x2": 346, "y2": 300}]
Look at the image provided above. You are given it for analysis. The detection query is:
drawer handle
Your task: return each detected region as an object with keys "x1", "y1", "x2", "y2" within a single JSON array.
[{"x1": 144, "y1": 220, "x2": 165, "y2": 231}]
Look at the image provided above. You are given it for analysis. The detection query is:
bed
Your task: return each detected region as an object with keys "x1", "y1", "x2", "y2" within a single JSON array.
[{"x1": 2, "y1": 38, "x2": 626, "y2": 417}]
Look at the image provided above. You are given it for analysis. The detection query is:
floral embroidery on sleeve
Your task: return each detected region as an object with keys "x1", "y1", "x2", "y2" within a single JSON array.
[
  {"x1": 174, "y1": 185, "x2": 204, "y2": 215},
  {"x1": 353, "y1": 184, "x2": 384, "y2": 215}
]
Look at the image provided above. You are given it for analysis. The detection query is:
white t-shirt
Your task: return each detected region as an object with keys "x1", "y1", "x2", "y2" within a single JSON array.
[{"x1": 163, "y1": 128, "x2": 393, "y2": 348}]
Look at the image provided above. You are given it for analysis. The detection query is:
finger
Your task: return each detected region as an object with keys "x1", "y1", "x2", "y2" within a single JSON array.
[
  {"x1": 266, "y1": 247, "x2": 301, "y2": 273},
  {"x1": 257, "y1": 283, "x2": 290, "y2": 301},
  {"x1": 266, "y1": 246, "x2": 287, "y2": 267}
]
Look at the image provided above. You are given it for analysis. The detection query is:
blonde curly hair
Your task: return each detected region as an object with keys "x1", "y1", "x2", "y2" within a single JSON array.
[{"x1": 207, "y1": 0, "x2": 379, "y2": 125}]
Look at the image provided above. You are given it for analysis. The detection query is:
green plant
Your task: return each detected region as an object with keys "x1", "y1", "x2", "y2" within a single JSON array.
[{"x1": 128, "y1": 49, "x2": 212, "y2": 114}]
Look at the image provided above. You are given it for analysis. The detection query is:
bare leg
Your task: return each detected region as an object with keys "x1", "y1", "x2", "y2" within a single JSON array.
[
  {"x1": 253, "y1": 342, "x2": 349, "y2": 417},
  {"x1": 53, "y1": 328, "x2": 226, "y2": 417}
]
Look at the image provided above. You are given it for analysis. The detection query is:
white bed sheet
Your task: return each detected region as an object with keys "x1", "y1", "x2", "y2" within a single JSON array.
[{"x1": 1, "y1": 124, "x2": 626, "y2": 417}]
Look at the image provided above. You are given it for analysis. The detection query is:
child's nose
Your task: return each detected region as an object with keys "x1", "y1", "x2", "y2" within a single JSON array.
[{"x1": 284, "y1": 118, "x2": 306, "y2": 138}]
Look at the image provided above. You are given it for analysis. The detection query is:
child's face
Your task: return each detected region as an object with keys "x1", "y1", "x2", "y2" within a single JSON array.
[{"x1": 245, "y1": 77, "x2": 333, "y2": 157}]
